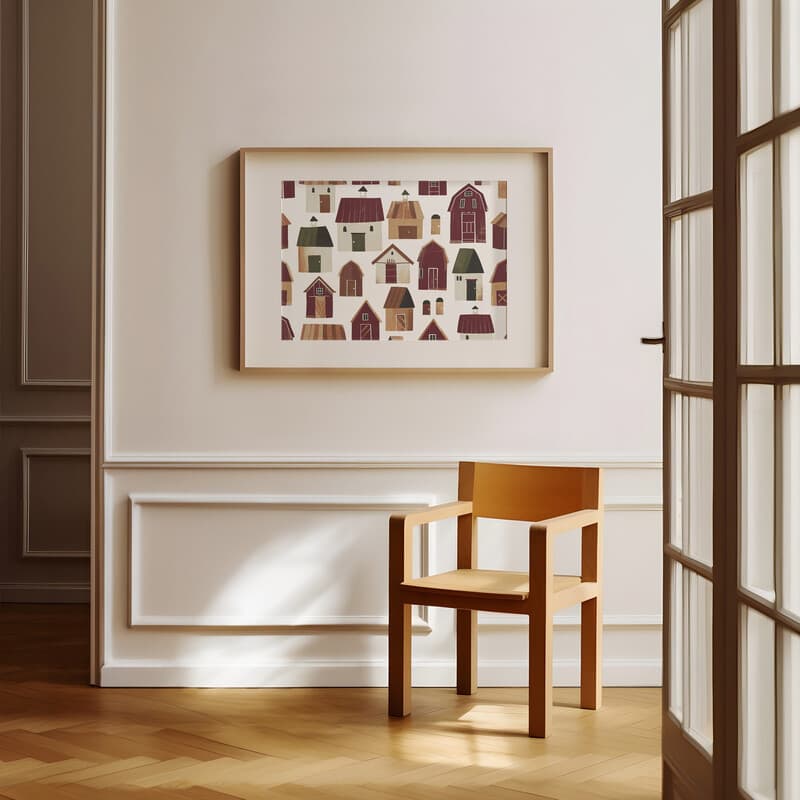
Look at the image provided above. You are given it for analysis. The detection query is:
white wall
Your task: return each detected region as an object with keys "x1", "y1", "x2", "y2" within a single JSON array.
[{"x1": 101, "y1": 0, "x2": 663, "y2": 687}]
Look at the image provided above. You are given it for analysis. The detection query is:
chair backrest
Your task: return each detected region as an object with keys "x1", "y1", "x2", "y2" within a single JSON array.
[{"x1": 457, "y1": 462, "x2": 601, "y2": 522}]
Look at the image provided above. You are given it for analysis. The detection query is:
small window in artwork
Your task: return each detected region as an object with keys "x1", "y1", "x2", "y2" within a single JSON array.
[
  {"x1": 472, "y1": 199, "x2": 477, "y2": 208},
  {"x1": 465, "y1": 190, "x2": 472, "y2": 197},
  {"x1": 429, "y1": 334, "x2": 436, "y2": 340},
  {"x1": 327, "y1": 187, "x2": 331, "y2": 192},
  {"x1": 459, "y1": 199, "x2": 465, "y2": 208},
  {"x1": 362, "y1": 312, "x2": 369, "y2": 321},
  {"x1": 343, "y1": 226, "x2": 347, "y2": 232},
  {"x1": 312, "y1": 187, "x2": 315, "y2": 193},
  {"x1": 316, "y1": 286, "x2": 324, "y2": 295},
  {"x1": 369, "y1": 225, "x2": 374, "y2": 232}
]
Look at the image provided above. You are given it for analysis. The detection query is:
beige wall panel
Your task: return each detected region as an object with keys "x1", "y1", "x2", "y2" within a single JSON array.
[
  {"x1": 23, "y1": 0, "x2": 93, "y2": 384},
  {"x1": 24, "y1": 450, "x2": 90, "y2": 556}
]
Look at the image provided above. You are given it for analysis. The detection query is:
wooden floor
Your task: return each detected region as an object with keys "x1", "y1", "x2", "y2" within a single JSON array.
[{"x1": 0, "y1": 605, "x2": 661, "y2": 799}]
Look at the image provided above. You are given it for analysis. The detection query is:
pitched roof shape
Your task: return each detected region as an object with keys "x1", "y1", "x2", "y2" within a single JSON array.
[
  {"x1": 490, "y1": 259, "x2": 507, "y2": 283},
  {"x1": 335, "y1": 197, "x2": 385, "y2": 223},
  {"x1": 418, "y1": 239, "x2": 448, "y2": 264},
  {"x1": 457, "y1": 314, "x2": 495, "y2": 335},
  {"x1": 452, "y1": 248, "x2": 484, "y2": 274},
  {"x1": 339, "y1": 260, "x2": 363, "y2": 278},
  {"x1": 386, "y1": 200, "x2": 424, "y2": 220},
  {"x1": 281, "y1": 213, "x2": 291, "y2": 225},
  {"x1": 384, "y1": 287, "x2": 415, "y2": 309},
  {"x1": 491, "y1": 212, "x2": 507, "y2": 227},
  {"x1": 372, "y1": 243, "x2": 414, "y2": 265},
  {"x1": 303, "y1": 276, "x2": 335, "y2": 295},
  {"x1": 419, "y1": 321, "x2": 447, "y2": 340},
  {"x1": 300, "y1": 324, "x2": 346, "y2": 340},
  {"x1": 281, "y1": 317, "x2": 295, "y2": 340},
  {"x1": 296, "y1": 225, "x2": 333, "y2": 247},
  {"x1": 351, "y1": 301, "x2": 381, "y2": 323},
  {"x1": 281, "y1": 261, "x2": 292, "y2": 282},
  {"x1": 447, "y1": 183, "x2": 489, "y2": 211}
]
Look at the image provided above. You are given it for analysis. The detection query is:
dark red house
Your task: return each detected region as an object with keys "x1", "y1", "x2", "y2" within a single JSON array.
[
  {"x1": 281, "y1": 316, "x2": 294, "y2": 340},
  {"x1": 418, "y1": 181, "x2": 447, "y2": 196},
  {"x1": 351, "y1": 301, "x2": 381, "y2": 341},
  {"x1": 417, "y1": 240, "x2": 448, "y2": 291},
  {"x1": 281, "y1": 181, "x2": 295, "y2": 199},
  {"x1": 339, "y1": 260, "x2": 363, "y2": 297},
  {"x1": 448, "y1": 183, "x2": 488, "y2": 243},
  {"x1": 304, "y1": 276, "x2": 335, "y2": 318},
  {"x1": 491, "y1": 212, "x2": 507, "y2": 249},
  {"x1": 281, "y1": 213, "x2": 290, "y2": 249},
  {"x1": 419, "y1": 320, "x2": 447, "y2": 341}
]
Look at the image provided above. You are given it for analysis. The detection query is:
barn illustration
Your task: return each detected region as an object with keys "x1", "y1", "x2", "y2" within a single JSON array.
[
  {"x1": 372, "y1": 244, "x2": 413, "y2": 284},
  {"x1": 417, "y1": 240, "x2": 448, "y2": 291},
  {"x1": 448, "y1": 183, "x2": 488, "y2": 243},
  {"x1": 296, "y1": 219, "x2": 334, "y2": 272},
  {"x1": 339, "y1": 261, "x2": 363, "y2": 297},
  {"x1": 281, "y1": 316, "x2": 295, "y2": 340},
  {"x1": 452, "y1": 248, "x2": 484, "y2": 301},
  {"x1": 300, "y1": 324, "x2": 346, "y2": 340},
  {"x1": 304, "y1": 276, "x2": 336, "y2": 318},
  {"x1": 418, "y1": 181, "x2": 447, "y2": 196},
  {"x1": 301, "y1": 181, "x2": 346, "y2": 213},
  {"x1": 491, "y1": 212, "x2": 507, "y2": 250},
  {"x1": 335, "y1": 188, "x2": 384, "y2": 251},
  {"x1": 386, "y1": 194, "x2": 424, "y2": 239},
  {"x1": 383, "y1": 287, "x2": 415, "y2": 332},
  {"x1": 490, "y1": 259, "x2": 507, "y2": 306},
  {"x1": 281, "y1": 213, "x2": 290, "y2": 249},
  {"x1": 351, "y1": 301, "x2": 381, "y2": 341},
  {"x1": 281, "y1": 261, "x2": 293, "y2": 306},
  {"x1": 457, "y1": 308, "x2": 495, "y2": 340},
  {"x1": 419, "y1": 320, "x2": 447, "y2": 341}
]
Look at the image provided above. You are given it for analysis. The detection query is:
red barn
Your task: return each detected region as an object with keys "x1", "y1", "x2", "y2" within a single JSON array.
[
  {"x1": 339, "y1": 260, "x2": 363, "y2": 297},
  {"x1": 304, "y1": 276, "x2": 335, "y2": 318},
  {"x1": 419, "y1": 320, "x2": 447, "y2": 341},
  {"x1": 418, "y1": 181, "x2": 447, "y2": 196},
  {"x1": 448, "y1": 183, "x2": 488, "y2": 243},
  {"x1": 491, "y1": 212, "x2": 507, "y2": 250},
  {"x1": 417, "y1": 240, "x2": 448, "y2": 291},
  {"x1": 281, "y1": 213, "x2": 290, "y2": 249},
  {"x1": 351, "y1": 301, "x2": 381, "y2": 341}
]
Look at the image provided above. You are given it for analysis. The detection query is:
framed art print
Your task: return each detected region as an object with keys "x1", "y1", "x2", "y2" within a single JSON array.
[{"x1": 239, "y1": 148, "x2": 552, "y2": 371}]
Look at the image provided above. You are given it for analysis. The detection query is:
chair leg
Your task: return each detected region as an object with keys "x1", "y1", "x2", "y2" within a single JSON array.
[
  {"x1": 388, "y1": 599, "x2": 411, "y2": 717},
  {"x1": 456, "y1": 609, "x2": 477, "y2": 695},
  {"x1": 528, "y1": 609, "x2": 552, "y2": 737},
  {"x1": 580, "y1": 596, "x2": 602, "y2": 710}
]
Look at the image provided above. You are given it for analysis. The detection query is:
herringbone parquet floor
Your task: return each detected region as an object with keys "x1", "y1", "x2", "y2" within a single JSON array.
[{"x1": 0, "y1": 605, "x2": 661, "y2": 799}]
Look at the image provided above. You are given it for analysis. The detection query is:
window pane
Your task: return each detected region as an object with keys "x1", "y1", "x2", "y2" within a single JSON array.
[
  {"x1": 670, "y1": 393, "x2": 684, "y2": 550},
  {"x1": 669, "y1": 210, "x2": 713, "y2": 381},
  {"x1": 741, "y1": 606, "x2": 776, "y2": 800},
  {"x1": 740, "y1": 143, "x2": 775, "y2": 365},
  {"x1": 783, "y1": 385, "x2": 800, "y2": 619},
  {"x1": 668, "y1": 2, "x2": 712, "y2": 202},
  {"x1": 742, "y1": 384, "x2": 776, "y2": 602},
  {"x1": 778, "y1": 0, "x2": 800, "y2": 115},
  {"x1": 669, "y1": 561, "x2": 684, "y2": 722},
  {"x1": 782, "y1": 129, "x2": 800, "y2": 364},
  {"x1": 779, "y1": 628, "x2": 800, "y2": 800},
  {"x1": 740, "y1": 0, "x2": 774, "y2": 132},
  {"x1": 687, "y1": 398, "x2": 713, "y2": 565},
  {"x1": 686, "y1": 572, "x2": 712, "y2": 752}
]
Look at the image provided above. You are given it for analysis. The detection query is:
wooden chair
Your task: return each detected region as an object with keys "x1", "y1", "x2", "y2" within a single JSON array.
[{"x1": 388, "y1": 461, "x2": 603, "y2": 738}]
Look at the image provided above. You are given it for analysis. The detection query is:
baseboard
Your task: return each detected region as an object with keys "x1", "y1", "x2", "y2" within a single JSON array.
[
  {"x1": 0, "y1": 582, "x2": 90, "y2": 603},
  {"x1": 101, "y1": 658, "x2": 662, "y2": 688}
]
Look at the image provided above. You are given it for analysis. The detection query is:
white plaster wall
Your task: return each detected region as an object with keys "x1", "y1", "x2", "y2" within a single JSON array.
[{"x1": 102, "y1": 0, "x2": 663, "y2": 686}]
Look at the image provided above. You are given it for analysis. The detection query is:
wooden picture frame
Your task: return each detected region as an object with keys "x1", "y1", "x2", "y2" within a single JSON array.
[{"x1": 239, "y1": 147, "x2": 553, "y2": 372}]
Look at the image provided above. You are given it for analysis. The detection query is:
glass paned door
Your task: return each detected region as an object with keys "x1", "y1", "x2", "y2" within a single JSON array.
[{"x1": 662, "y1": 0, "x2": 715, "y2": 795}]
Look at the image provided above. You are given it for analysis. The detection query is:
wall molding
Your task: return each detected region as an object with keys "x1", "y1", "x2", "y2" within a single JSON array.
[
  {"x1": 100, "y1": 657, "x2": 662, "y2": 688},
  {"x1": 0, "y1": 415, "x2": 91, "y2": 424},
  {"x1": 19, "y1": 0, "x2": 92, "y2": 388},
  {"x1": 104, "y1": 455, "x2": 663, "y2": 470},
  {"x1": 21, "y1": 447, "x2": 91, "y2": 557},
  {"x1": 0, "y1": 582, "x2": 89, "y2": 603},
  {"x1": 128, "y1": 492, "x2": 435, "y2": 631}
]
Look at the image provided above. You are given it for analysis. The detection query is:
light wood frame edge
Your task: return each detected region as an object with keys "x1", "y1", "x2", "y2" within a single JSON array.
[{"x1": 238, "y1": 147, "x2": 554, "y2": 374}]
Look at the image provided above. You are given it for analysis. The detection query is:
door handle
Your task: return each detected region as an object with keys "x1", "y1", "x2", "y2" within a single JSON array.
[{"x1": 641, "y1": 322, "x2": 665, "y2": 348}]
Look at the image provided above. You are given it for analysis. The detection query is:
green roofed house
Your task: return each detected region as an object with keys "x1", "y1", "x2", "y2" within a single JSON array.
[
  {"x1": 296, "y1": 217, "x2": 334, "y2": 273},
  {"x1": 452, "y1": 247, "x2": 485, "y2": 301},
  {"x1": 383, "y1": 286, "x2": 415, "y2": 332}
]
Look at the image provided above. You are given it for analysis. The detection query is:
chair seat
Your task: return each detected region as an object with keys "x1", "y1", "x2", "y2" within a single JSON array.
[{"x1": 401, "y1": 569, "x2": 582, "y2": 601}]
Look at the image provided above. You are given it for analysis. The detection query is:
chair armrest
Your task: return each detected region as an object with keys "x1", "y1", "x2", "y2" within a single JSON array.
[
  {"x1": 529, "y1": 508, "x2": 602, "y2": 538},
  {"x1": 390, "y1": 501, "x2": 473, "y2": 533}
]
